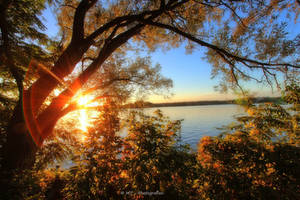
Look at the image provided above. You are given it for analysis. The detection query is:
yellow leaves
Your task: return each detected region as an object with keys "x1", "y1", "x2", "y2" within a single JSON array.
[
  {"x1": 94, "y1": 176, "x2": 99, "y2": 183},
  {"x1": 245, "y1": 121, "x2": 256, "y2": 129},
  {"x1": 39, "y1": 180, "x2": 47, "y2": 189},
  {"x1": 266, "y1": 163, "x2": 276, "y2": 175},
  {"x1": 92, "y1": 166, "x2": 96, "y2": 173},
  {"x1": 247, "y1": 108, "x2": 256, "y2": 116},
  {"x1": 267, "y1": 167, "x2": 276, "y2": 175},
  {"x1": 120, "y1": 170, "x2": 129, "y2": 179},
  {"x1": 39, "y1": 170, "x2": 55, "y2": 189},
  {"x1": 197, "y1": 136, "x2": 218, "y2": 168},
  {"x1": 266, "y1": 144, "x2": 275, "y2": 152},
  {"x1": 198, "y1": 136, "x2": 213, "y2": 154},
  {"x1": 252, "y1": 179, "x2": 267, "y2": 186},
  {"x1": 204, "y1": 181, "x2": 209, "y2": 188},
  {"x1": 225, "y1": 131, "x2": 244, "y2": 143},
  {"x1": 249, "y1": 128, "x2": 260, "y2": 137},
  {"x1": 199, "y1": 136, "x2": 213, "y2": 146}
]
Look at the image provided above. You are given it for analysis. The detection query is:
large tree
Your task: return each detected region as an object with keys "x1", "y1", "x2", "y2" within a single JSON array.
[{"x1": 1, "y1": 0, "x2": 299, "y2": 170}]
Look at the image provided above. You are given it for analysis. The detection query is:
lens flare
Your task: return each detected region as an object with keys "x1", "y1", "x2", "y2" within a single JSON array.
[{"x1": 23, "y1": 58, "x2": 103, "y2": 145}]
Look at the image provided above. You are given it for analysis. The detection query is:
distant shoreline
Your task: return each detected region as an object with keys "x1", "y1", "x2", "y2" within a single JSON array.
[
  {"x1": 124, "y1": 97, "x2": 282, "y2": 108},
  {"x1": 148, "y1": 100, "x2": 235, "y2": 108}
]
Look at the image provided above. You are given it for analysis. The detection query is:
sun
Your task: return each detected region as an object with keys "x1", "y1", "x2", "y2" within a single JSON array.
[{"x1": 77, "y1": 95, "x2": 94, "y2": 106}]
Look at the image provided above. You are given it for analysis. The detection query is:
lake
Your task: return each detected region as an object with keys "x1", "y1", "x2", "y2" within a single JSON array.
[
  {"x1": 144, "y1": 104, "x2": 246, "y2": 149},
  {"x1": 64, "y1": 104, "x2": 246, "y2": 168}
]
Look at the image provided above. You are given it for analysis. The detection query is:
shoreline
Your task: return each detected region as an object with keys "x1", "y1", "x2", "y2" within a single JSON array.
[{"x1": 124, "y1": 97, "x2": 282, "y2": 108}]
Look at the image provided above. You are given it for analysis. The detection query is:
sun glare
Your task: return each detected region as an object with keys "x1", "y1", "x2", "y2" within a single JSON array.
[
  {"x1": 79, "y1": 134, "x2": 87, "y2": 142},
  {"x1": 75, "y1": 94, "x2": 103, "y2": 142},
  {"x1": 77, "y1": 95, "x2": 93, "y2": 106},
  {"x1": 79, "y1": 109, "x2": 89, "y2": 132},
  {"x1": 77, "y1": 95, "x2": 94, "y2": 135}
]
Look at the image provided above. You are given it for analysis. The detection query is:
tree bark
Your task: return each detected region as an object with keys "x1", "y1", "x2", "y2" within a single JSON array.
[{"x1": 2, "y1": 100, "x2": 38, "y2": 171}]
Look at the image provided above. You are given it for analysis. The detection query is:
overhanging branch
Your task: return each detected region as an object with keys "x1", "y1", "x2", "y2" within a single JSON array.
[{"x1": 139, "y1": 19, "x2": 300, "y2": 70}]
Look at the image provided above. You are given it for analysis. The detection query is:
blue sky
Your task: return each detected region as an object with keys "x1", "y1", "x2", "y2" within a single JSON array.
[
  {"x1": 147, "y1": 47, "x2": 283, "y2": 103},
  {"x1": 41, "y1": 6, "x2": 296, "y2": 103}
]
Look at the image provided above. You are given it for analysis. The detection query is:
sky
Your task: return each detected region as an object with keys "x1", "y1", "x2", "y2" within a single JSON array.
[{"x1": 41, "y1": 5, "x2": 297, "y2": 103}]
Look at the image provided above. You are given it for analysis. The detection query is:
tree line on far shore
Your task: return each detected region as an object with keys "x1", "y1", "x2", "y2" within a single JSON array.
[{"x1": 124, "y1": 97, "x2": 283, "y2": 108}]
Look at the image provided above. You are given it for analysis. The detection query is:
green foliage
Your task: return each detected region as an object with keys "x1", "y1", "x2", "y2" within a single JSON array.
[
  {"x1": 283, "y1": 83, "x2": 300, "y2": 111},
  {"x1": 0, "y1": 0, "x2": 55, "y2": 89}
]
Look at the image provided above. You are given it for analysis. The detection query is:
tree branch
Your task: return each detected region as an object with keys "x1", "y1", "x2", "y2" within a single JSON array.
[
  {"x1": 86, "y1": 0, "x2": 188, "y2": 42},
  {"x1": 139, "y1": 19, "x2": 300, "y2": 69},
  {"x1": 71, "y1": 0, "x2": 97, "y2": 43},
  {"x1": 36, "y1": 24, "x2": 144, "y2": 140},
  {"x1": 33, "y1": 0, "x2": 190, "y2": 143}
]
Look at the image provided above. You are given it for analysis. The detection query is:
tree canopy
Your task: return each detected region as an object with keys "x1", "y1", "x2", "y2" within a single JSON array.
[{"x1": 0, "y1": 0, "x2": 299, "y2": 169}]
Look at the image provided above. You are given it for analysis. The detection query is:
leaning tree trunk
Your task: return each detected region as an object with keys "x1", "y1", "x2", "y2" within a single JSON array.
[{"x1": 2, "y1": 100, "x2": 38, "y2": 171}]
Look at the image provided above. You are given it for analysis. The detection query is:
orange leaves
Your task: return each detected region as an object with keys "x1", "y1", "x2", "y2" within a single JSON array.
[
  {"x1": 166, "y1": 130, "x2": 174, "y2": 137},
  {"x1": 266, "y1": 163, "x2": 276, "y2": 175},
  {"x1": 197, "y1": 136, "x2": 213, "y2": 165},
  {"x1": 197, "y1": 136, "x2": 225, "y2": 174},
  {"x1": 252, "y1": 179, "x2": 267, "y2": 187},
  {"x1": 247, "y1": 108, "x2": 256, "y2": 116},
  {"x1": 212, "y1": 161, "x2": 223, "y2": 173},
  {"x1": 199, "y1": 136, "x2": 213, "y2": 146},
  {"x1": 249, "y1": 128, "x2": 260, "y2": 137},
  {"x1": 120, "y1": 170, "x2": 129, "y2": 179},
  {"x1": 266, "y1": 144, "x2": 275, "y2": 152},
  {"x1": 38, "y1": 169, "x2": 56, "y2": 190}
]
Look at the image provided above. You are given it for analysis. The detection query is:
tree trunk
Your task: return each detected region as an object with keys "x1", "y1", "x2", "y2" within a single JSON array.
[{"x1": 2, "y1": 101, "x2": 38, "y2": 171}]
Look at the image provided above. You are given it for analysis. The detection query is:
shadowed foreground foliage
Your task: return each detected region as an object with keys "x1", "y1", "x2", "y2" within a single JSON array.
[{"x1": 1, "y1": 85, "x2": 299, "y2": 199}]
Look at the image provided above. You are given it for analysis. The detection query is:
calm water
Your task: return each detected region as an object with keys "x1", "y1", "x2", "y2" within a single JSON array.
[{"x1": 144, "y1": 104, "x2": 246, "y2": 149}]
